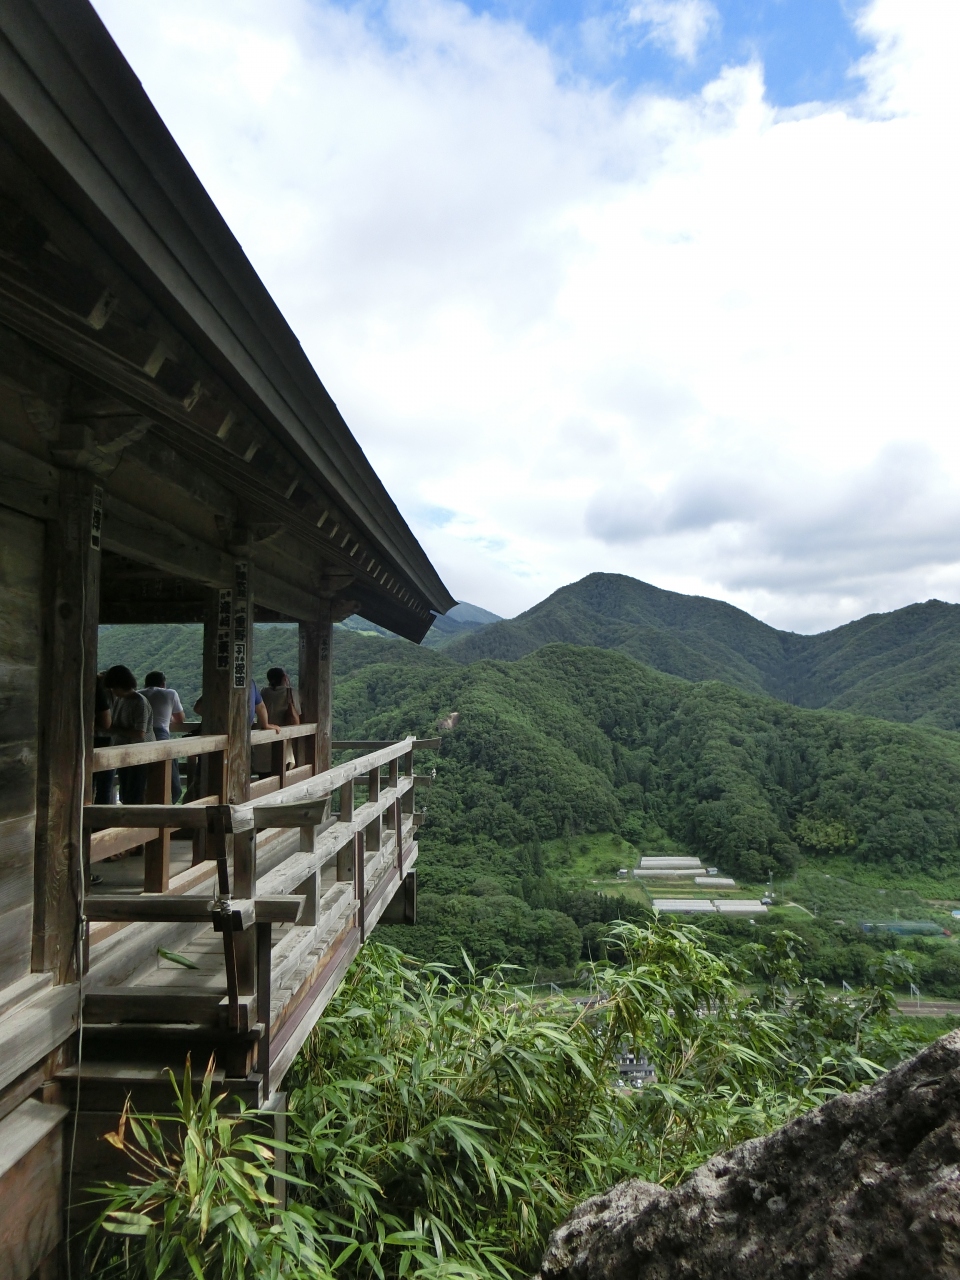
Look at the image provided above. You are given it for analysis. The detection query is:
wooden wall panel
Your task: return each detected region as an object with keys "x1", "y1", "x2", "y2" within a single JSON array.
[{"x1": 0, "y1": 506, "x2": 41, "y2": 989}]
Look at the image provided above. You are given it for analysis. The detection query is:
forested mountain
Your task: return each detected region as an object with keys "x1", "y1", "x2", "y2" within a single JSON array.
[
  {"x1": 446, "y1": 573, "x2": 960, "y2": 730},
  {"x1": 334, "y1": 636, "x2": 960, "y2": 883}
]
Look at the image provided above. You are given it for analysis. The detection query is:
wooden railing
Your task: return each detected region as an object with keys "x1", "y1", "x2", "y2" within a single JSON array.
[
  {"x1": 89, "y1": 724, "x2": 320, "y2": 888},
  {"x1": 81, "y1": 737, "x2": 437, "y2": 1092}
]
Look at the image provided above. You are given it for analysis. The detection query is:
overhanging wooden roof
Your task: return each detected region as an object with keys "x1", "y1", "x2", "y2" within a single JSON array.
[{"x1": 0, "y1": 0, "x2": 455, "y2": 640}]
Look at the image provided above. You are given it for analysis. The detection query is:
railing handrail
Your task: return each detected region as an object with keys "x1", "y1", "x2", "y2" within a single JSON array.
[
  {"x1": 92, "y1": 733, "x2": 228, "y2": 771},
  {"x1": 233, "y1": 737, "x2": 415, "y2": 820},
  {"x1": 250, "y1": 722, "x2": 317, "y2": 745},
  {"x1": 92, "y1": 722, "x2": 320, "y2": 769},
  {"x1": 84, "y1": 737, "x2": 420, "y2": 833}
]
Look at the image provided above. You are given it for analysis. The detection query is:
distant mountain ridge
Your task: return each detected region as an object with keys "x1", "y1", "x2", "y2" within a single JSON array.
[{"x1": 445, "y1": 573, "x2": 960, "y2": 731}]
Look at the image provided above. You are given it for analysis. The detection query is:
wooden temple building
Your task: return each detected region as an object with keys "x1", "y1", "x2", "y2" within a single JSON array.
[{"x1": 0, "y1": 1, "x2": 456, "y2": 1273}]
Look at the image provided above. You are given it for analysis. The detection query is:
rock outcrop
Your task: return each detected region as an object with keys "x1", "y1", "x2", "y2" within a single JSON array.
[{"x1": 537, "y1": 1030, "x2": 960, "y2": 1279}]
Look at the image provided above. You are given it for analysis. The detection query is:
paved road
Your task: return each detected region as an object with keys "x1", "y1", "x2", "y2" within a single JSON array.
[{"x1": 897, "y1": 1000, "x2": 960, "y2": 1017}]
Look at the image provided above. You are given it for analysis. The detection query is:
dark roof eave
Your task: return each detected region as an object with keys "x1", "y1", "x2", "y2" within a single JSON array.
[{"x1": 0, "y1": 0, "x2": 456, "y2": 620}]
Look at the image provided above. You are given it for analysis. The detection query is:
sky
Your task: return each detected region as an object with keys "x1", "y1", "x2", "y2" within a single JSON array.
[{"x1": 91, "y1": 0, "x2": 960, "y2": 633}]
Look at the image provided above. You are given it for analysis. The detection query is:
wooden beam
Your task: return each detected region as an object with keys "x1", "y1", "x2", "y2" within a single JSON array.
[
  {"x1": 0, "y1": 438, "x2": 59, "y2": 522},
  {"x1": 101, "y1": 494, "x2": 232, "y2": 586},
  {"x1": 92, "y1": 733, "x2": 227, "y2": 771},
  {"x1": 84, "y1": 894, "x2": 303, "y2": 926},
  {"x1": 299, "y1": 601, "x2": 332, "y2": 775},
  {"x1": 84, "y1": 895, "x2": 215, "y2": 922},
  {"x1": 83, "y1": 804, "x2": 250, "y2": 831},
  {"x1": 32, "y1": 468, "x2": 101, "y2": 981},
  {"x1": 332, "y1": 738, "x2": 441, "y2": 751},
  {"x1": 82, "y1": 989, "x2": 251, "y2": 1030}
]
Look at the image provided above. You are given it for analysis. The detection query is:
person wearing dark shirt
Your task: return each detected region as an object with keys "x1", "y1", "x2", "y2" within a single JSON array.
[{"x1": 103, "y1": 664, "x2": 154, "y2": 805}]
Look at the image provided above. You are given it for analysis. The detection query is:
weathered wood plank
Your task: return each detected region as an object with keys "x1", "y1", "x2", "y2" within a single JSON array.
[
  {"x1": 85, "y1": 895, "x2": 215, "y2": 923},
  {"x1": 0, "y1": 1099, "x2": 67, "y2": 1280},
  {"x1": 83, "y1": 805, "x2": 234, "y2": 831},
  {"x1": 0, "y1": 437, "x2": 58, "y2": 522},
  {"x1": 332, "y1": 738, "x2": 441, "y2": 751},
  {"x1": 0, "y1": 814, "x2": 34, "y2": 917},
  {"x1": 0, "y1": 985, "x2": 79, "y2": 1095},
  {"x1": 83, "y1": 989, "x2": 250, "y2": 1029},
  {"x1": 89, "y1": 826, "x2": 158, "y2": 863},
  {"x1": 33, "y1": 473, "x2": 99, "y2": 979},
  {"x1": 0, "y1": 903, "x2": 32, "y2": 990},
  {"x1": 92, "y1": 733, "x2": 227, "y2": 771},
  {"x1": 249, "y1": 775, "x2": 280, "y2": 800},
  {"x1": 234, "y1": 739, "x2": 414, "y2": 822},
  {"x1": 101, "y1": 494, "x2": 233, "y2": 586},
  {"x1": 250, "y1": 723, "x2": 316, "y2": 746}
]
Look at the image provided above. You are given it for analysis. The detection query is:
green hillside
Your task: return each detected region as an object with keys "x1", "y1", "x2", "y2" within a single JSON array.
[
  {"x1": 334, "y1": 640, "x2": 960, "y2": 883},
  {"x1": 447, "y1": 573, "x2": 960, "y2": 729}
]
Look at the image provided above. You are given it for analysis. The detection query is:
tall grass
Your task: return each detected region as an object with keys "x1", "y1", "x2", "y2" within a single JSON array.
[{"x1": 87, "y1": 920, "x2": 929, "y2": 1279}]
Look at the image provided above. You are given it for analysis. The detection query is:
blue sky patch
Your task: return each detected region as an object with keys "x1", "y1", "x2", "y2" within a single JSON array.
[{"x1": 452, "y1": 0, "x2": 870, "y2": 106}]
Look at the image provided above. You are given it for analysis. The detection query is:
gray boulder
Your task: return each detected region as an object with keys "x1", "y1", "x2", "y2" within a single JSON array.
[{"x1": 537, "y1": 1029, "x2": 960, "y2": 1279}]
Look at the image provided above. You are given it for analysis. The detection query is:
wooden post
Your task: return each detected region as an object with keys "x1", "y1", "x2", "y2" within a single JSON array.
[
  {"x1": 338, "y1": 778, "x2": 354, "y2": 823},
  {"x1": 200, "y1": 562, "x2": 252, "y2": 807},
  {"x1": 33, "y1": 470, "x2": 101, "y2": 981},
  {"x1": 395, "y1": 798, "x2": 403, "y2": 876},
  {"x1": 336, "y1": 781, "x2": 354, "y2": 884},
  {"x1": 256, "y1": 920, "x2": 272, "y2": 1095},
  {"x1": 143, "y1": 759, "x2": 172, "y2": 892},
  {"x1": 366, "y1": 767, "x2": 381, "y2": 852},
  {"x1": 355, "y1": 831, "x2": 366, "y2": 942},
  {"x1": 299, "y1": 599, "x2": 332, "y2": 776},
  {"x1": 233, "y1": 828, "x2": 257, "y2": 996}
]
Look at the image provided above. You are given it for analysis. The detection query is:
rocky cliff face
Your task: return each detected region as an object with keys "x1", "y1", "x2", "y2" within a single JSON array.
[{"x1": 536, "y1": 1030, "x2": 960, "y2": 1280}]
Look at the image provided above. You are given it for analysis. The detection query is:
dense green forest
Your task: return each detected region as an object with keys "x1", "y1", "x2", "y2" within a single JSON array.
[{"x1": 446, "y1": 573, "x2": 960, "y2": 730}]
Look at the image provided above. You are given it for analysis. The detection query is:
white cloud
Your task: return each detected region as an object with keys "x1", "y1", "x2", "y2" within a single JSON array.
[
  {"x1": 91, "y1": 0, "x2": 960, "y2": 632},
  {"x1": 626, "y1": 0, "x2": 718, "y2": 63}
]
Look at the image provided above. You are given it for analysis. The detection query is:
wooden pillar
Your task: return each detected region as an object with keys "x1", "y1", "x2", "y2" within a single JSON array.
[
  {"x1": 32, "y1": 470, "x2": 101, "y2": 981},
  {"x1": 143, "y1": 759, "x2": 172, "y2": 892},
  {"x1": 200, "y1": 560, "x2": 253, "y2": 805},
  {"x1": 366, "y1": 767, "x2": 381, "y2": 852},
  {"x1": 299, "y1": 599, "x2": 332, "y2": 776}
]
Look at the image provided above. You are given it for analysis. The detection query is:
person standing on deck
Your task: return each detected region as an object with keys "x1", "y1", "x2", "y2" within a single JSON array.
[
  {"x1": 103, "y1": 665, "x2": 155, "y2": 804},
  {"x1": 253, "y1": 667, "x2": 300, "y2": 775},
  {"x1": 142, "y1": 671, "x2": 185, "y2": 803}
]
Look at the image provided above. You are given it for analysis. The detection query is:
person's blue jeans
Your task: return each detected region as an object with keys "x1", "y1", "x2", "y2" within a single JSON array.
[{"x1": 154, "y1": 727, "x2": 183, "y2": 803}]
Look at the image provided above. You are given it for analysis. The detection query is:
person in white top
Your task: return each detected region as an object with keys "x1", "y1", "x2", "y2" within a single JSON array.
[{"x1": 142, "y1": 671, "x2": 186, "y2": 802}]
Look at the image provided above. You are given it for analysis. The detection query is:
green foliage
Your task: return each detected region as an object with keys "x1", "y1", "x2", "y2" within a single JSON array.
[
  {"x1": 85, "y1": 1058, "x2": 326, "y2": 1279},
  {"x1": 335, "y1": 643, "x2": 960, "y2": 881},
  {"x1": 87, "y1": 925, "x2": 932, "y2": 1280}
]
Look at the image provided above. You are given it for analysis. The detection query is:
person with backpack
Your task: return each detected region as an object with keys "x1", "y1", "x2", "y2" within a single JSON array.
[{"x1": 102, "y1": 664, "x2": 155, "y2": 804}]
